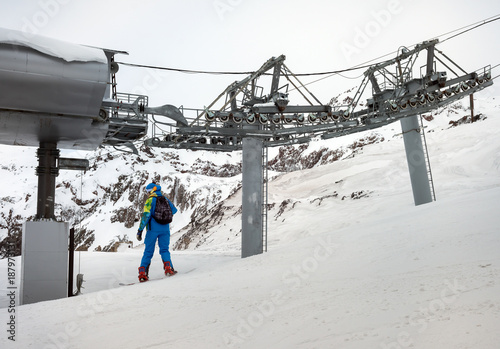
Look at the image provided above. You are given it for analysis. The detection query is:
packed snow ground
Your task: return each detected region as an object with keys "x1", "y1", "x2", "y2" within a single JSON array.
[
  {"x1": 0, "y1": 188, "x2": 499, "y2": 349},
  {"x1": 0, "y1": 95, "x2": 500, "y2": 348}
]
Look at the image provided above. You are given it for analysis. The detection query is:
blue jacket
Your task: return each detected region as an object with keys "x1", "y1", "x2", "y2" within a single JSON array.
[{"x1": 138, "y1": 189, "x2": 177, "y2": 233}]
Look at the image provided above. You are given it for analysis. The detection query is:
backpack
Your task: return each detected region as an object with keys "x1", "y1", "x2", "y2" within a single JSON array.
[{"x1": 152, "y1": 196, "x2": 173, "y2": 224}]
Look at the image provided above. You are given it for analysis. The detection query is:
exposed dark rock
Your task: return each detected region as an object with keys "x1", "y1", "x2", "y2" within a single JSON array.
[
  {"x1": 102, "y1": 235, "x2": 133, "y2": 252},
  {"x1": 449, "y1": 113, "x2": 486, "y2": 127},
  {"x1": 74, "y1": 226, "x2": 95, "y2": 251},
  {"x1": 342, "y1": 191, "x2": 372, "y2": 200},
  {"x1": 0, "y1": 209, "x2": 24, "y2": 257},
  {"x1": 310, "y1": 193, "x2": 339, "y2": 206}
]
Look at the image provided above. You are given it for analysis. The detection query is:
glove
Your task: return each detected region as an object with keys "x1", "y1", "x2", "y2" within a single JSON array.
[{"x1": 137, "y1": 230, "x2": 142, "y2": 241}]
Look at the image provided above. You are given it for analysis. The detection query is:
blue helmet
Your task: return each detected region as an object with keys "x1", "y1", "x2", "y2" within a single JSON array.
[{"x1": 145, "y1": 182, "x2": 161, "y2": 192}]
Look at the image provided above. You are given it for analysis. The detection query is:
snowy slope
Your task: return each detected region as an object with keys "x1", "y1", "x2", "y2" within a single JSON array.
[
  {"x1": 173, "y1": 95, "x2": 500, "y2": 253},
  {"x1": 0, "y1": 94, "x2": 499, "y2": 348},
  {"x1": 0, "y1": 184, "x2": 498, "y2": 348}
]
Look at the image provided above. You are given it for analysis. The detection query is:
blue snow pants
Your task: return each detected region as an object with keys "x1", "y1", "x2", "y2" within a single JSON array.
[{"x1": 140, "y1": 228, "x2": 173, "y2": 269}]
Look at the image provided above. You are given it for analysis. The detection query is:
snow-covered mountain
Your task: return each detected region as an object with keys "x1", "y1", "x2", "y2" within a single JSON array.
[
  {"x1": 0, "y1": 92, "x2": 498, "y2": 348},
  {"x1": 0, "y1": 140, "x2": 243, "y2": 254},
  {"x1": 0, "y1": 93, "x2": 499, "y2": 256}
]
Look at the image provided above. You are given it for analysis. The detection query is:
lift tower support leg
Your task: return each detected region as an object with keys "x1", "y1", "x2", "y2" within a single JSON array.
[
  {"x1": 400, "y1": 117, "x2": 433, "y2": 206},
  {"x1": 21, "y1": 141, "x2": 69, "y2": 305},
  {"x1": 36, "y1": 142, "x2": 59, "y2": 219},
  {"x1": 400, "y1": 43, "x2": 435, "y2": 206},
  {"x1": 241, "y1": 136, "x2": 264, "y2": 258}
]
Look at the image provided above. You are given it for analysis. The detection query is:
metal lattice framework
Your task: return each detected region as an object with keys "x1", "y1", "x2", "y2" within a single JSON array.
[
  {"x1": 108, "y1": 38, "x2": 494, "y2": 258},
  {"x1": 138, "y1": 39, "x2": 492, "y2": 151}
]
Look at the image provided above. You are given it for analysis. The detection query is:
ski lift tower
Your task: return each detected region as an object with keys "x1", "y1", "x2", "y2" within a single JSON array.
[
  {"x1": 145, "y1": 39, "x2": 493, "y2": 258},
  {"x1": 0, "y1": 29, "x2": 186, "y2": 304}
]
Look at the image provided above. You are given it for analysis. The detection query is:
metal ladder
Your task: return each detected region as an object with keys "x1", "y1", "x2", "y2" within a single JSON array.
[
  {"x1": 419, "y1": 115, "x2": 436, "y2": 201},
  {"x1": 262, "y1": 145, "x2": 269, "y2": 252}
]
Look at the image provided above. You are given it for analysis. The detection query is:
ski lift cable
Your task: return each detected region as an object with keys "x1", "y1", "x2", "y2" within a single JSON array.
[
  {"x1": 440, "y1": 15, "x2": 500, "y2": 44},
  {"x1": 85, "y1": 15, "x2": 500, "y2": 163},
  {"x1": 115, "y1": 14, "x2": 500, "y2": 81},
  {"x1": 290, "y1": 15, "x2": 500, "y2": 91}
]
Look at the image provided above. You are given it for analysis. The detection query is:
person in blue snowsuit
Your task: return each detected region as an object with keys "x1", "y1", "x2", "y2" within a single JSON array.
[{"x1": 137, "y1": 182, "x2": 177, "y2": 282}]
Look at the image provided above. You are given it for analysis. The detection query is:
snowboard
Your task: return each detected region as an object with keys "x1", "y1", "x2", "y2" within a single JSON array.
[
  {"x1": 119, "y1": 268, "x2": 195, "y2": 286},
  {"x1": 119, "y1": 271, "x2": 177, "y2": 286}
]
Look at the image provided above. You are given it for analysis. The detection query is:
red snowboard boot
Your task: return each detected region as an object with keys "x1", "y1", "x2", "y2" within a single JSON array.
[
  {"x1": 138, "y1": 266, "x2": 149, "y2": 282},
  {"x1": 163, "y1": 261, "x2": 177, "y2": 276}
]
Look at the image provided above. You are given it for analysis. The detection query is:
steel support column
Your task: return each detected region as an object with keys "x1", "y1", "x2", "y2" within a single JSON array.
[
  {"x1": 36, "y1": 142, "x2": 60, "y2": 220},
  {"x1": 241, "y1": 136, "x2": 263, "y2": 258},
  {"x1": 400, "y1": 116, "x2": 433, "y2": 205}
]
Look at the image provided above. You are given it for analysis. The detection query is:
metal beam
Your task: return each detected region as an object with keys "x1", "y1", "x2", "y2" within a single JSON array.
[
  {"x1": 251, "y1": 105, "x2": 331, "y2": 113},
  {"x1": 58, "y1": 158, "x2": 90, "y2": 171}
]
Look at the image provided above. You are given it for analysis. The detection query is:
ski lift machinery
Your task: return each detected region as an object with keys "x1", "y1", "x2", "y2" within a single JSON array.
[
  {"x1": 0, "y1": 28, "x2": 492, "y2": 304},
  {"x1": 144, "y1": 38, "x2": 493, "y2": 258},
  {"x1": 0, "y1": 28, "x2": 187, "y2": 304}
]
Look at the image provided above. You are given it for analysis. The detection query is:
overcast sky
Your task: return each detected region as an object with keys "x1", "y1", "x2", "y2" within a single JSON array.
[{"x1": 1, "y1": 0, "x2": 500, "y2": 110}]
